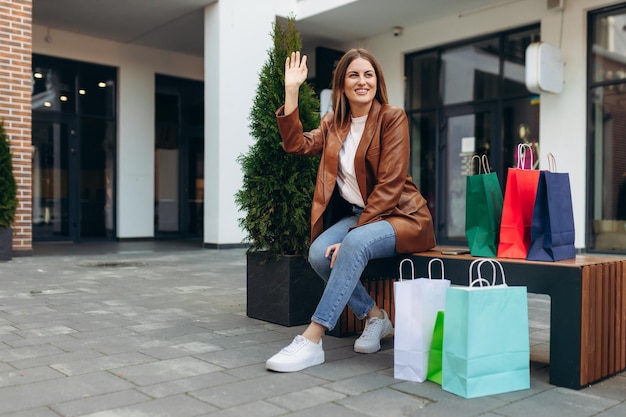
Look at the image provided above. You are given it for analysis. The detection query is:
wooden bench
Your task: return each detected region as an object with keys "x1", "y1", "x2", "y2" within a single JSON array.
[{"x1": 331, "y1": 249, "x2": 626, "y2": 390}]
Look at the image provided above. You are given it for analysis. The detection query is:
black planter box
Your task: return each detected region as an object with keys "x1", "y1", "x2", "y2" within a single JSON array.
[
  {"x1": 246, "y1": 252, "x2": 324, "y2": 326},
  {"x1": 0, "y1": 228, "x2": 12, "y2": 261}
]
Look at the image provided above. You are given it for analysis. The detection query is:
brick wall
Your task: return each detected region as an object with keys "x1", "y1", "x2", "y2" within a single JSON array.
[{"x1": 0, "y1": 1, "x2": 33, "y2": 255}]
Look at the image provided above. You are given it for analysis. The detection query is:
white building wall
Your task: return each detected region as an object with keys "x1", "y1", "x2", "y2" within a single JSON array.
[{"x1": 203, "y1": 0, "x2": 276, "y2": 247}]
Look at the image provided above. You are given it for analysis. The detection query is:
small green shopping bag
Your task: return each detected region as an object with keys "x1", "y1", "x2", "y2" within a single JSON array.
[{"x1": 426, "y1": 310, "x2": 445, "y2": 384}]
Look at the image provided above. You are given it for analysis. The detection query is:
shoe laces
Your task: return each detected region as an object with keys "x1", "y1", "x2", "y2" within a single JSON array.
[
  {"x1": 360, "y1": 316, "x2": 382, "y2": 340},
  {"x1": 282, "y1": 335, "x2": 308, "y2": 354}
]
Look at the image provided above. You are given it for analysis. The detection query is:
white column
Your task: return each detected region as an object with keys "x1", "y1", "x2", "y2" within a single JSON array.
[
  {"x1": 117, "y1": 63, "x2": 155, "y2": 238},
  {"x1": 203, "y1": 1, "x2": 275, "y2": 247}
]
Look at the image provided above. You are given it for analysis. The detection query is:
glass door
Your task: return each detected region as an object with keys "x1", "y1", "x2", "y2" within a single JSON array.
[
  {"x1": 438, "y1": 108, "x2": 496, "y2": 244},
  {"x1": 32, "y1": 118, "x2": 79, "y2": 241}
]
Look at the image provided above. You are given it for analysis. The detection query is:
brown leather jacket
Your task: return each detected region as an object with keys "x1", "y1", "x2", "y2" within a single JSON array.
[{"x1": 276, "y1": 100, "x2": 436, "y2": 254}]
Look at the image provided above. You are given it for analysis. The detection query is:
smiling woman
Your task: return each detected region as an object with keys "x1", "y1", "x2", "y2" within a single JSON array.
[{"x1": 267, "y1": 48, "x2": 436, "y2": 373}]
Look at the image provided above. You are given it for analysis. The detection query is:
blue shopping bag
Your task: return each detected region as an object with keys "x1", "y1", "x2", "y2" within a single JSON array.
[
  {"x1": 526, "y1": 153, "x2": 576, "y2": 261},
  {"x1": 442, "y1": 259, "x2": 530, "y2": 399}
]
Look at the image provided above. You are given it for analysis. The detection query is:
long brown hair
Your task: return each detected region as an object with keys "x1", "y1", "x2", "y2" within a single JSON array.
[{"x1": 330, "y1": 48, "x2": 389, "y2": 127}]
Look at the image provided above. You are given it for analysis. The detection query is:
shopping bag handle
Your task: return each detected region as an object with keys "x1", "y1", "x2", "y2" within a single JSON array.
[
  {"x1": 517, "y1": 143, "x2": 534, "y2": 170},
  {"x1": 470, "y1": 154, "x2": 492, "y2": 175},
  {"x1": 428, "y1": 258, "x2": 446, "y2": 280},
  {"x1": 468, "y1": 259, "x2": 507, "y2": 287},
  {"x1": 398, "y1": 258, "x2": 415, "y2": 281},
  {"x1": 547, "y1": 152, "x2": 557, "y2": 172},
  {"x1": 481, "y1": 154, "x2": 492, "y2": 173}
]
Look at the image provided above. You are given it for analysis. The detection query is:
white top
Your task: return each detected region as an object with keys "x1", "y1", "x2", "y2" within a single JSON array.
[{"x1": 337, "y1": 114, "x2": 367, "y2": 208}]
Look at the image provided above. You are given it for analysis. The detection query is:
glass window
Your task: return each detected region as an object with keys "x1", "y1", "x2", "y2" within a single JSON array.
[
  {"x1": 32, "y1": 63, "x2": 76, "y2": 113},
  {"x1": 591, "y1": 10, "x2": 626, "y2": 83},
  {"x1": 441, "y1": 38, "x2": 500, "y2": 105},
  {"x1": 406, "y1": 51, "x2": 439, "y2": 109},
  {"x1": 409, "y1": 111, "x2": 437, "y2": 224},
  {"x1": 405, "y1": 25, "x2": 540, "y2": 245},
  {"x1": 78, "y1": 63, "x2": 116, "y2": 117},
  {"x1": 503, "y1": 28, "x2": 540, "y2": 97},
  {"x1": 588, "y1": 6, "x2": 626, "y2": 253}
]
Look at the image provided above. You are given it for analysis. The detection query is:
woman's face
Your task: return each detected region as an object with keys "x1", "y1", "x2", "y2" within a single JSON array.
[{"x1": 342, "y1": 57, "x2": 377, "y2": 115}]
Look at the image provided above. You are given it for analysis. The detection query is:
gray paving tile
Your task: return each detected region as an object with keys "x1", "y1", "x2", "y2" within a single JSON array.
[
  {"x1": 0, "y1": 407, "x2": 63, "y2": 417},
  {"x1": 495, "y1": 387, "x2": 620, "y2": 417},
  {"x1": 50, "y1": 389, "x2": 152, "y2": 417},
  {"x1": 137, "y1": 371, "x2": 241, "y2": 398},
  {"x1": 337, "y1": 387, "x2": 429, "y2": 417},
  {"x1": 50, "y1": 351, "x2": 156, "y2": 375},
  {"x1": 266, "y1": 386, "x2": 347, "y2": 411},
  {"x1": 594, "y1": 402, "x2": 626, "y2": 417},
  {"x1": 189, "y1": 372, "x2": 328, "y2": 409},
  {"x1": 198, "y1": 401, "x2": 287, "y2": 417},
  {"x1": 78, "y1": 394, "x2": 217, "y2": 417},
  {"x1": 0, "y1": 372, "x2": 134, "y2": 414},
  {"x1": 110, "y1": 356, "x2": 224, "y2": 386},
  {"x1": 0, "y1": 366, "x2": 64, "y2": 388}
]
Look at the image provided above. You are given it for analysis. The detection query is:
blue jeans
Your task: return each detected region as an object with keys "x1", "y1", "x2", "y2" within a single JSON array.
[{"x1": 308, "y1": 213, "x2": 397, "y2": 331}]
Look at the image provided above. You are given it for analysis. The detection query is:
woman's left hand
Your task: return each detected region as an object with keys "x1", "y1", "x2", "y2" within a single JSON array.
[{"x1": 325, "y1": 243, "x2": 341, "y2": 268}]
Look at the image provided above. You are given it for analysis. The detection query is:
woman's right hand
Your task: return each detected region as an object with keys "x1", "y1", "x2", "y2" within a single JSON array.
[{"x1": 285, "y1": 51, "x2": 308, "y2": 90}]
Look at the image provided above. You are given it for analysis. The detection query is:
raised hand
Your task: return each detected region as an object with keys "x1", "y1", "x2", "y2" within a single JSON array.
[{"x1": 285, "y1": 51, "x2": 308, "y2": 90}]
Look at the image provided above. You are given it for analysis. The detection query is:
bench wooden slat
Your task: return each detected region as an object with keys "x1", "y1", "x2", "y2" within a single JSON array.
[{"x1": 580, "y1": 268, "x2": 597, "y2": 385}]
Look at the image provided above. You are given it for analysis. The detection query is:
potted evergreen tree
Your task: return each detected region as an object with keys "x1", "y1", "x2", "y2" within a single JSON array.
[
  {"x1": 235, "y1": 17, "x2": 324, "y2": 326},
  {"x1": 0, "y1": 121, "x2": 18, "y2": 261}
]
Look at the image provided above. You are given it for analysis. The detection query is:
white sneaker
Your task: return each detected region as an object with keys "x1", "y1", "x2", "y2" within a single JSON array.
[
  {"x1": 354, "y1": 309, "x2": 393, "y2": 353},
  {"x1": 266, "y1": 335, "x2": 325, "y2": 372}
]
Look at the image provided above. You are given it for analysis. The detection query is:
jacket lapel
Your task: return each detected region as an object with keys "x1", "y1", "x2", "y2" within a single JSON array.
[{"x1": 354, "y1": 101, "x2": 382, "y2": 202}]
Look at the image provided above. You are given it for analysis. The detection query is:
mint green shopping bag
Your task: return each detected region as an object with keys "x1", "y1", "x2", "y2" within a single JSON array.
[{"x1": 442, "y1": 259, "x2": 530, "y2": 398}]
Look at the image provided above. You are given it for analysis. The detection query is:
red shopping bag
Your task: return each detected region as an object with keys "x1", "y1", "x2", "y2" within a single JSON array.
[{"x1": 497, "y1": 144, "x2": 540, "y2": 259}]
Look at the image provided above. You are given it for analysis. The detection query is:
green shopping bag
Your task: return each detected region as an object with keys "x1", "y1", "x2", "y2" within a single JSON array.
[
  {"x1": 465, "y1": 155, "x2": 503, "y2": 257},
  {"x1": 426, "y1": 310, "x2": 444, "y2": 384},
  {"x1": 442, "y1": 259, "x2": 530, "y2": 399}
]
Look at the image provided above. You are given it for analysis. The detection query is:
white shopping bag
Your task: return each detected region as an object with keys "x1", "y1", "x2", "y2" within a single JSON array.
[{"x1": 394, "y1": 258, "x2": 450, "y2": 382}]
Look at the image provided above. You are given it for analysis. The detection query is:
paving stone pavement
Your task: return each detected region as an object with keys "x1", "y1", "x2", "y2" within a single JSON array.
[{"x1": 0, "y1": 241, "x2": 624, "y2": 417}]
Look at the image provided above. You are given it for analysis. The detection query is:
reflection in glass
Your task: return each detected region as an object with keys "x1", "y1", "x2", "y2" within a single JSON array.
[
  {"x1": 591, "y1": 12, "x2": 626, "y2": 83},
  {"x1": 441, "y1": 38, "x2": 500, "y2": 104},
  {"x1": 445, "y1": 112, "x2": 492, "y2": 240},
  {"x1": 32, "y1": 121, "x2": 70, "y2": 240},
  {"x1": 407, "y1": 52, "x2": 439, "y2": 109},
  {"x1": 589, "y1": 5, "x2": 626, "y2": 252},
  {"x1": 503, "y1": 28, "x2": 540, "y2": 96},
  {"x1": 592, "y1": 85, "x2": 626, "y2": 219},
  {"x1": 80, "y1": 118, "x2": 115, "y2": 238},
  {"x1": 409, "y1": 112, "x2": 437, "y2": 226}
]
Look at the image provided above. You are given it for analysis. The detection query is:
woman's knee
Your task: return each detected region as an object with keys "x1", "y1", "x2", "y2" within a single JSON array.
[{"x1": 308, "y1": 239, "x2": 330, "y2": 278}]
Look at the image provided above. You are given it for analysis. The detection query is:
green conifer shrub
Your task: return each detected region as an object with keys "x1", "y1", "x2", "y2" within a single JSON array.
[
  {"x1": 0, "y1": 121, "x2": 18, "y2": 229},
  {"x1": 235, "y1": 17, "x2": 320, "y2": 257}
]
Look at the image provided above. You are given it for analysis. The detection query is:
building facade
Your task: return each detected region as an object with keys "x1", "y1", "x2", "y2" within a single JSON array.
[{"x1": 2, "y1": 0, "x2": 626, "y2": 255}]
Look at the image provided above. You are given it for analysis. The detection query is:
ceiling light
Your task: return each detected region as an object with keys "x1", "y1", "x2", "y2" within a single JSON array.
[
  {"x1": 97, "y1": 82, "x2": 107, "y2": 88},
  {"x1": 34, "y1": 72, "x2": 43, "y2": 79},
  {"x1": 79, "y1": 89, "x2": 86, "y2": 95},
  {"x1": 44, "y1": 102, "x2": 52, "y2": 107},
  {"x1": 60, "y1": 96, "x2": 68, "y2": 102}
]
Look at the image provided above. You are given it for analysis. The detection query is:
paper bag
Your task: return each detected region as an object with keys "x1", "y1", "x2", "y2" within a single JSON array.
[
  {"x1": 527, "y1": 153, "x2": 576, "y2": 261},
  {"x1": 497, "y1": 144, "x2": 540, "y2": 259},
  {"x1": 465, "y1": 155, "x2": 504, "y2": 257},
  {"x1": 394, "y1": 258, "x2": 450, "y2": 383},
  {"x1": 442, "y1": 259, "x2": 530, "y2": 398}
]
